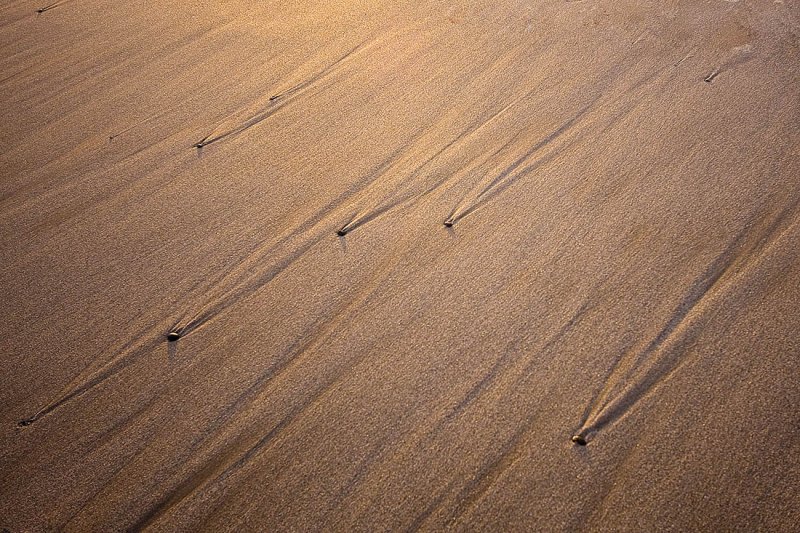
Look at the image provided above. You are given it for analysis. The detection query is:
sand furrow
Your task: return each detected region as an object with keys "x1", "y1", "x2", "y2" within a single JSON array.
[{"x1": 576, "y1": 194, "x2": 800, "y2": 442}]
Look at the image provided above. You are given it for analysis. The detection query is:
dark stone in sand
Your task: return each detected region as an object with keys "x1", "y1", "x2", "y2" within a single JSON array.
[
  {"x1": 337, "y1": 229, "x2": 348, "y2": 237},
  {"x1": 571, "y1": 435, "x2": 587, "y2": 446},
  {"x1": 167, "y1": 332, "x2": 181, "y2": 342},
  {"x1": 444, "y1": 220, "x2": 454, "y2": 227},
  {"x1": 18, "y1": 418, "x2": 34, "y2": 427}
]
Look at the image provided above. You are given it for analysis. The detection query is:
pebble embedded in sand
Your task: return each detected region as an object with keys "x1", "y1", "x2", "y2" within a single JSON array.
[
  {"x1": 166, "y1": 332, "x2": 181, "y2": 342},
  {"x1": 571, "y1": 435, "x2": 587, "y2": 446},
  {"x1": 18, "y1": 419, "x2": 34, "y2": 427},
  {"x1": 336, "y1": 229, "x2": 348, "y2": 237},
  {"x1": 443, "y1": 220, "x2": 454, "y2": 227}
]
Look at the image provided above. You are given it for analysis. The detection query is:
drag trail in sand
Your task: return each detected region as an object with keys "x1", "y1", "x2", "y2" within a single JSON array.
[{"x1": 1, "y1": 0, "x2": 799, "y2": 530}]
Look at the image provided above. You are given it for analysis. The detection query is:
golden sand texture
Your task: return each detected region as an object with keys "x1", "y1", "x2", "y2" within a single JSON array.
[{"x1": 1, "y1": 0, "x2": 799, "y2": 530}]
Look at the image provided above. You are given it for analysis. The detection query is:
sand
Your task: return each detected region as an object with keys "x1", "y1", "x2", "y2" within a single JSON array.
[{"x1": 1, "y1": 0, "x2": 799, "y2": 530}]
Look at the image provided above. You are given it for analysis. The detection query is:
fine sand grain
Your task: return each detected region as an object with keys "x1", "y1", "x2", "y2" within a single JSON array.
[{"x1": 1, "y1": 0, "x2": 799, "y2": 530}]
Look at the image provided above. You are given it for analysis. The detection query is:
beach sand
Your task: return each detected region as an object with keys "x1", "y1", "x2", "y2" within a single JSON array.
[{"x1": 1, "y1": 0, "x2": 799, "y2": 530}]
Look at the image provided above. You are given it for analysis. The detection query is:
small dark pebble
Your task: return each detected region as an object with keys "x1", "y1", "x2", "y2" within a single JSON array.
[
  {"x1": 18, "y1": 418, "x2": 34, "y2": 427},
  {"x1": 571, "y1": 434, "x2": 587, "y2": 446},
  {"x1": 166, "y1": 332, "x2": 181, "y2": 342},
  {"x1": 336, "y1": 229, "x2": 348, "y2": 237},
  {"x1": 443, "y1": 220, "x2": 454, "y2": 228}
]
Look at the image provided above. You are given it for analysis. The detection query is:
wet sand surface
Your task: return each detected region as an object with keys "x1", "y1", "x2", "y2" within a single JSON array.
[{"x1": 1, "y1": 0, "x2": 799, "y2": 530}]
